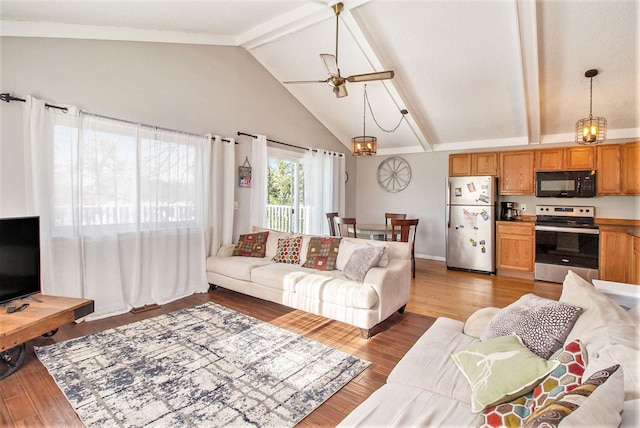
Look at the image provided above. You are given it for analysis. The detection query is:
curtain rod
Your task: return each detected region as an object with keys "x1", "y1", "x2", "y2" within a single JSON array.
[
  {"x1": 1, "y1": 92, "x2": 235, "y2": 144},
  {"x1": 237, "y1": 132, "x2": 343, "y2": 157}
]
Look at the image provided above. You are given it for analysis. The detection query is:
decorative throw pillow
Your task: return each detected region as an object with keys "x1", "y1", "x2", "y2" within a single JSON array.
[
  {"x1": 524, "y1": 365, "x2": 622, "y2": 428},
  {"x1": 530, "y1": 339, "x2": 585, "y2": 410},
  {"x1": 479, "y1": 340, "x2": 586, "y2": 427},
  {"x1": 272, "y1": 235, "x2": 302, "y2": 264},
  {"x1": 232, "y1": 231, "x2": 269, "y2": 257},
  {"x1": 343, "y1": 246, "x2": 384, "y2": 282},
  {"x1": 451, "y1": 334, "x2": 559, "y2": 413},
  {"x1": 480, "y1": 294, "x2": 582, "y2": 359},
  {"x1": 335, "y1": 240, "x2": 368, "y2": 270},
  {"x1": 303, "y1": 237, "x2": 341, "y2": 271}
]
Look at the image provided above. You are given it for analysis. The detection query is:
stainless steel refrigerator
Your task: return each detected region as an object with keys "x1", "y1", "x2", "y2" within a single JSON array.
[{"x1": 446, "y1": 176, "x2": 497, "y2": 274}]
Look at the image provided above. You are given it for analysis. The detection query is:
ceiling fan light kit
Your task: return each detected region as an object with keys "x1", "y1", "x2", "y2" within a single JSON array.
[{"x1": 575, "y1": 69, "x2": 607, "y2": 145}]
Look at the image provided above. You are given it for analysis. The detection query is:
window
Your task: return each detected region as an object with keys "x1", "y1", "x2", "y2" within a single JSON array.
[{"x1": 267, "y1": 148, "x2": 305, "y2": 233}]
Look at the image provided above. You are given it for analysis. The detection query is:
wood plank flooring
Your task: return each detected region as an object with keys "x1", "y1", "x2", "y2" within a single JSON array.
[{"x1": 0, "y1": 259, "x2": 562, "y2": 427}]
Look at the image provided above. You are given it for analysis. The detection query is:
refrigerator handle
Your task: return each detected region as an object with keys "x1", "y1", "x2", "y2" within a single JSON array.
[{"x1": 446, "y1": 179, "x2": 451, "y2": 229}]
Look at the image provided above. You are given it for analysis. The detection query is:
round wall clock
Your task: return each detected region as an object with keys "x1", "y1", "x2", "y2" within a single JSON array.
[{"x1": 377, "y1": 157, "x2": 411, "y2": 192}]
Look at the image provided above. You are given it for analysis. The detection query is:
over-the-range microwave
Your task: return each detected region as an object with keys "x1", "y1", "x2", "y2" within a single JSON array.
[{"x1": 535, "y1": 170, "x2": 596, "y2": 198}]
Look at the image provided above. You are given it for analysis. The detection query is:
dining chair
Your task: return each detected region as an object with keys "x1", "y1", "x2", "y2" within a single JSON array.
[
  {"x1": 391, "y1": 218, "x2": 419, "y2": 278},
  {"x1": 384, "y1": 213, "x2": 407, "y2": 241},
  {"x1": 335, "y1": 217, "x2": 358, "y2": 238},
  {"x1": 326, "y1": 212, "x2": 339, "y2": 237}
]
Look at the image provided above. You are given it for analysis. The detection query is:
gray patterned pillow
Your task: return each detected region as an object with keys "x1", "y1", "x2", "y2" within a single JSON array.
[
  {"x1": 480, "y1": 294, "x2": 582, "y2": 359},
  {"x1": 343, "y1": 246, "x2": 384, "y2": 282}
]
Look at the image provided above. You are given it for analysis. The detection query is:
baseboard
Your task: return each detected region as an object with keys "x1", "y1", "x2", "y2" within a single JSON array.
[
  {"x1": 130, "y1": 303, "x2": 161, "y2": 314},
  {"x1": 415, "y1": 254, "x2": 445, "y2": 262}
]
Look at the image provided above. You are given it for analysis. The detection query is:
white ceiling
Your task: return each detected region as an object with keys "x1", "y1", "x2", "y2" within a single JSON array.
[{"x1": 1, "y1": 0, "x2": 638, "y2": 154}]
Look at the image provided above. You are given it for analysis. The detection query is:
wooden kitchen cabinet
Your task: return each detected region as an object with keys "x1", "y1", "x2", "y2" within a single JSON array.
[
  {"x1": 471, "y1": 152, "x2": 499, "y2": 176},
  {"x1": 621, "y1": 141, "x2": 640, "y2": 195},
  {"x1": 449, "y1": 154, "x2": 471, "y2": 176},
  {"x1": 449, "y1": 152, "x2": 498, "y2": 177},
  {"x1": 497, "y1": 222, "x2": 534, "y2": 272},
  {"x1": 633, "y1": 236, "x2": 640, "y2": 285},
  {"x1": 499, "y1": 150, "x2": 535, "y2": 195},
  {"x1": 535, "y1": 147, "x2": 595, "y2": 171},
  {"x1": 596, "y1": 144, "x2": 622, "y2": 195},
  {"x1": 599, "y1": 228, "x2": 633, "y2": 283}
]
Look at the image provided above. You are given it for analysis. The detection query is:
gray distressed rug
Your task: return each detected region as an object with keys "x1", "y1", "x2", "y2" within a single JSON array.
[{"x1": 35, "y1": 302, "x2": 371, "y2": 427}]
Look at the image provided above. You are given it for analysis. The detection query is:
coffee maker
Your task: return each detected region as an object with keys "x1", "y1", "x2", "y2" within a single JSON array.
[{"x1": 501, "y1": 202, "x2": 519, "y2": 221}]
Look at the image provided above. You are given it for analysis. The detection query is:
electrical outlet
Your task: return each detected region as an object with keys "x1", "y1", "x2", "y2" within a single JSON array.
[{"x1": 521, "y1": 204, "x2": 526, "y2": 212}]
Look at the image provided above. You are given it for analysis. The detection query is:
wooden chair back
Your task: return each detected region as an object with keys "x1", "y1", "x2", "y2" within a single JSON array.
[
  {"x1": 385, "y1": 213, "x2": 407, "y2": 226},
  {"x1": 335, "y1": 217, "x2": 357, "y2": 238},
  {"x1": 391, "y1": 218, "x2": 419, "y2": 277},
  {"x1": 326, "y1": 212, "x2": 339, "y2": 236},
  {"x1": 391, "y1": 218, "x2": 419, "y2": 243}
]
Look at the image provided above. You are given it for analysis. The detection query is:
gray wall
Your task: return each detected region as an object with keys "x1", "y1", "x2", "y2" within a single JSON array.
[{"x1": 0, "y1": 37, "x2": 357, "y2": 238}]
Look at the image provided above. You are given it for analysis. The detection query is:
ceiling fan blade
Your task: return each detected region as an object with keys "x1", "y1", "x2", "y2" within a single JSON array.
[
  {"x1": 320, "y1": 54, "x2": 339, "y2": 77},
  {"x1": 283, "y1": 79, "x2": 328, "y2": 84},
  {"x1": 347, "y1": 70, "x2": 395, "y2": 83},
  {"x1": 334, "y1": 84, "x2": 348, "y2": 98}
]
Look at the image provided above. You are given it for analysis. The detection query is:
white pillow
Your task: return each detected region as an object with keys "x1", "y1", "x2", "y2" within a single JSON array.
[
  {"x1": 463, "y1": 307, "x2": 500, "y2": 338},
  {"x1": 336, "y1": 239, "x2": 390, "y2": 271},
  {"x1": 560, "y1": 270, "x2": 635, "y2": 344}
]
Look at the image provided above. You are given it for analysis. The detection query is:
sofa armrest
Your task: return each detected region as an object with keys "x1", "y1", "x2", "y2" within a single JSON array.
[
  {"x1": 363, "y1": 258, "x2": 412, "y2": 319},
  {"x1": 217, "y1": 244, "x2": 236, "y2": 257}
]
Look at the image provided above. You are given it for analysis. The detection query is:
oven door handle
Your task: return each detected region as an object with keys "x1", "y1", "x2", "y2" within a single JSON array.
[{"x1": 535, "y1": 225, "x2": 600, "y2": 234}]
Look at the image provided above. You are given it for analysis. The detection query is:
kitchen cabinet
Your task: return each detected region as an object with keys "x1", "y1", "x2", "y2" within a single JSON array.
[
  {"x1": 449, "y1": 152, "x2": 498, "y2": 177},
  {"x1": 535, "y1": 147, "x2": 595, "y2": 171},
  {"x1": 633, "y1": 236, "x2": 640, "y2": 285},
  {"x1": 499, "y1": 150, "x2": 535, "y2": 195},
  {"x1": 471, "y1": 152, "x2": 499, "y2": 176},
  {"x1": 599, "y1": 228, "x2": 633, "y2": 283},
  {"x1": 449, "y1": 154, "x2": 471, "y2": 176},
  {"x1": 497, "y1": 221, "x2": 534, "y2": 272},
  {"x1": 596, "y1": 144, "x2": 621, "y2": 195},
  {"x1": 622, "y1": 141, "x2": 640, "y2": 195}
]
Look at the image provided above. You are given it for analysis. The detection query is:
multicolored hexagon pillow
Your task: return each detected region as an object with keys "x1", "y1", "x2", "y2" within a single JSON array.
[
  {"x1": 479, "y1": 340, "x2": 585, "y2": 428},
  {"x1": 272, "y1": 235, "x2": 303, "y2": 264}
]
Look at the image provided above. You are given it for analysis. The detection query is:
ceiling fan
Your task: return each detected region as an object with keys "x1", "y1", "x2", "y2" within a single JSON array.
[{"x1": 283, "y1": 2, "x2": 395, "y2": 98}]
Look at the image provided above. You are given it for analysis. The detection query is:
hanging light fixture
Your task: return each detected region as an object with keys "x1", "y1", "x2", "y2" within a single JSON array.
[
  {"x1": 352, "y1": 84, "x2": 377, "y2": 156},
  {"x1": 575, "y1": 69, "x2": 607, "y2": 145}
]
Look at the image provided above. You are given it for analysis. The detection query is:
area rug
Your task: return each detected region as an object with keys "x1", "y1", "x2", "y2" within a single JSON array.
[{"x1": 35, "y1": 302, "x2": 371, "y2": 427}]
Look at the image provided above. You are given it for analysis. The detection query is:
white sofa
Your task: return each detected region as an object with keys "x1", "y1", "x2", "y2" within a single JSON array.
[
  {"x1": 339, "y1": 271, "x2": 640, "y2": 427},
  {"x1": 206, "y1": 228, "x2": 412, "y2": 338}
]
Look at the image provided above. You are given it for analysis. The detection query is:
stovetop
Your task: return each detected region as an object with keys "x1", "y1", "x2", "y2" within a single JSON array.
[{"x1": 535, "y1": 205, "x2": 596, "y2": 228}]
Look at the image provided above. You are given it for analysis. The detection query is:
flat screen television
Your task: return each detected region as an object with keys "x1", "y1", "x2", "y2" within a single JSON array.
[{"x1": 0, "y1": 216, "x2": 41, "y2": 305}]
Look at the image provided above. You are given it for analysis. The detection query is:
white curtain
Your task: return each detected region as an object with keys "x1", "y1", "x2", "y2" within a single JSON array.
[
  {"x1": 249, "y1": 134, "x2": 268, "y2": 228},
  {"x1": 23, "y1": 95, "x2": 215, "y2": 320},
  {"x1": 206, "y1": 135, "x2": 235, "y2": 256},
  {"x1": 303, "y1": 149, "x2": 346, "y2": 235}
]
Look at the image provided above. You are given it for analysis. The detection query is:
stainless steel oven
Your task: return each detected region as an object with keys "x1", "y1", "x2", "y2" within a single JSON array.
[{"x1": 534, "y1": 205, "x2": 599, "y2": 283}]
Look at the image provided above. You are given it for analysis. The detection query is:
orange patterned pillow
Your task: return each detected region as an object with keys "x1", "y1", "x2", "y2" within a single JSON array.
[
  {"x1": 232, "y1": 232, "x2": 268, "y2": 257},
  {"x1": 272, "y1": 236, "x2": 302, "y2": 264},
  {"x1": 303, "y1": 237, "x2": 341, "y2": 271}
]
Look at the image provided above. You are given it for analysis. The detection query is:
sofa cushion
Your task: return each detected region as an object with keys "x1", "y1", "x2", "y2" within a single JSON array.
[
  {"x1": 250, "y1": 263, "x2": 312, "y2": 291},
  {"x1": 302, "y1": 236, "x2": 341, "y2": 271},
  {"x1": 480, "y1": 294, "x2": 582, "y2": 359},
  {"x1": 524, "y1": 364, "x2": 623, "y2": 428},
  {"x1": 464, "y1": 307, "x2": 500, "y2": 338},
  {"x1": 343, "y1": 246, "x2": 384, "y2": 282},
  {"x1": 272, "y1": 235, "x2": 303, "y2": 264},
  {"x1": 560, "y1": 270, "x2": 636, "y2": 344},
  {"x1": 388, "y1": 318, "x2": 478, "y2": 402},
  {"x1": 292, "y1": 273, "x2": 379, "y2": 310},
  {"x1": 452, "y1": 334, "x2": 559, "y2": 413},
  {"x1": 336, "y1": 239, "x2": 390, "y2": 270},
  {"x1": 336, "y1": 383, "x2": 479, "y2": 428},
  {"x1": 206, "y1": 255, "x2": 271, "y2": 282},
  {"x1": 232, "y1": 231, "x2": 268, "y2": 257}
]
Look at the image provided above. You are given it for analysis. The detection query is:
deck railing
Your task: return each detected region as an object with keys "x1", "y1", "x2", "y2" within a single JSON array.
[{"x1": 266, "y1": 204, "x2": 308, "y2": 233}]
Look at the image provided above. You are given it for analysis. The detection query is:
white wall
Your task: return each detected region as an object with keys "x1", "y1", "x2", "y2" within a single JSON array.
[{"x1": 0, "y1": 37, "x2": 357, "y2": 237}]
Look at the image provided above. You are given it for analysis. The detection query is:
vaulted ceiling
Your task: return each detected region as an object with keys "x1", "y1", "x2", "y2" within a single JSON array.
[{"x1": 2, "y1": 0, "x2": 638, "y2": 154}]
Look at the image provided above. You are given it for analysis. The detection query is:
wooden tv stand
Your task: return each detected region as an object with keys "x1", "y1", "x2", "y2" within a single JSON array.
[{"x1": 0, "y1": 293, "x2": 94, "y2": 379}]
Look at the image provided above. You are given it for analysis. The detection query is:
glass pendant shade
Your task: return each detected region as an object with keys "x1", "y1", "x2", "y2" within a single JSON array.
[
  {"x1": 351, "y1": 135, "x2": 377, "y2": 156},
  {"x1": 575, "y1": 69, "x2": 607, "y2": 145}
]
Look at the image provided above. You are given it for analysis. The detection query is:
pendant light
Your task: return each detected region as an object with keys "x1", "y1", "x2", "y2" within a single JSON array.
[
  {"x1": 352, "y1": 85, "x2": 377, "y2": 156},
  {"x1": 575, "y1": 69, "x2": 607, "y2": 145}
]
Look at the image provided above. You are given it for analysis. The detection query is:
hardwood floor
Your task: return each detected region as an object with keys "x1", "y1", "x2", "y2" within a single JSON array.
[{"x1": 0, "y1": 259, "x2": 562, "y2": 427}]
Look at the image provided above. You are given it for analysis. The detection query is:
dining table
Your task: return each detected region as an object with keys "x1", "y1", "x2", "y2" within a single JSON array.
[{"x1": 350, "y1": 223, "x2": 396, "y2": 241}]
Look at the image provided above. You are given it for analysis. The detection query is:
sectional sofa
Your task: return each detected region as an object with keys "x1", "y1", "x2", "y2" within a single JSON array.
[
  {"x1": 339, "y1": 270, "x2": 640, "y2": 426},
  {"x1": 205, "y1": 228, "x2": 412, "y2": 338}
]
